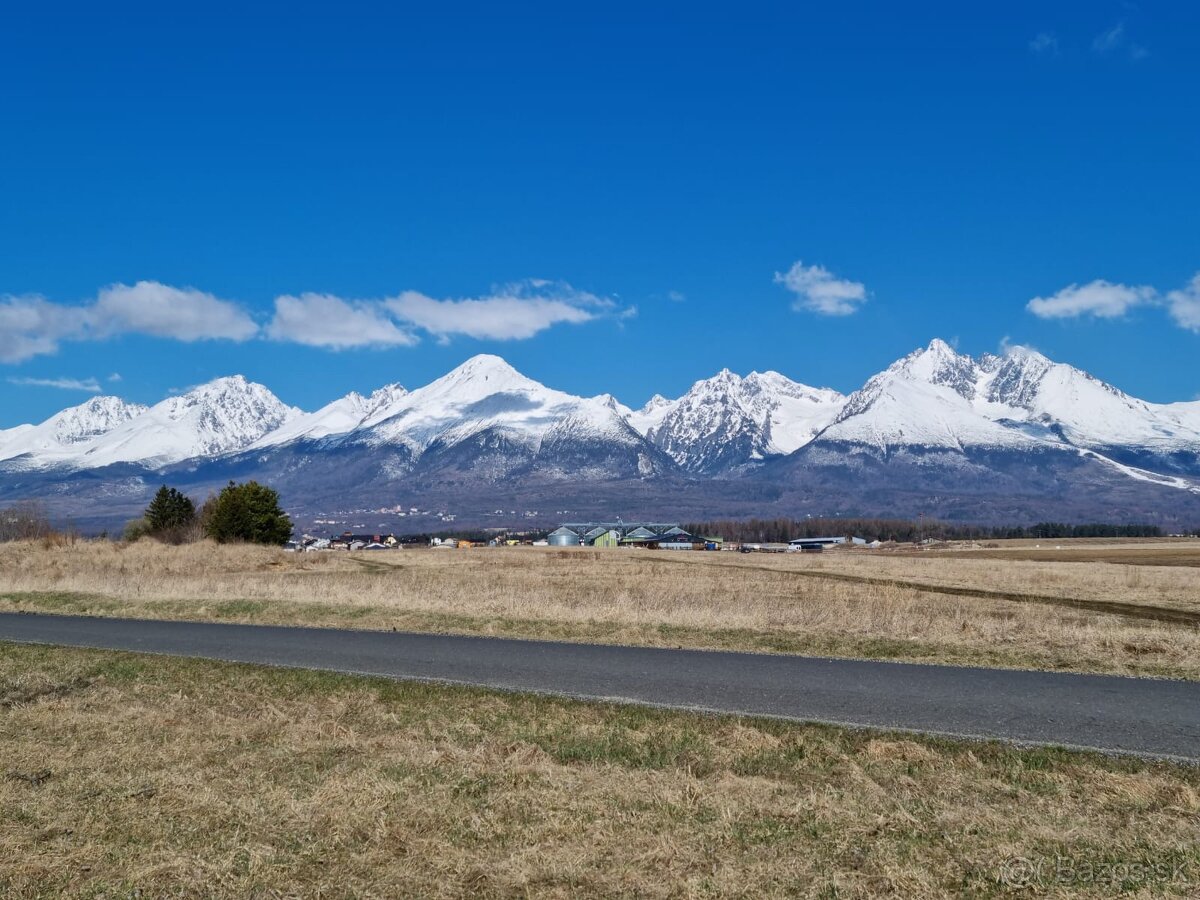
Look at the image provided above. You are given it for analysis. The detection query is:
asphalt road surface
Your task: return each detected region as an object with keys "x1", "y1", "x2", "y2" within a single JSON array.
[{"x1": 3, "y1": 612, "x2": 1199, "y2": 762}]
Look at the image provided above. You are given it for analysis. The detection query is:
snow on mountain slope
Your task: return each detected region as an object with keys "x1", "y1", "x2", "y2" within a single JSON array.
[
  {"x1": 981, "y1": 346, "x2": 1200, "y2": 453},
  {"x1": 0, "y1": 396, "x2": 149, "y2": 463},
  {"x1": 70, "y1": 376, "x2": 299, "y2": 468},
  {"x1": 2, "y1": 346, "x2": 1197, "y2": 497},
  {"x1": 818, "y1": 340, "x2": 1043, "y2": 451},
  {"x1": 746, "y1": 371, "x2": 846, "y2": 453},
  {"x1": 251, "y1": 383, "x2": 407, "y2": 448},
  {"x1": 627, "y1": 369, "x2": 844, "y2": 473},
  {"x1": 816, "y1": 340, "x2": 1200, "y2": 478},
  {"x1": 1161, "y1": 400, "x2": 1200, "y2": 431},
  {"x1": 626, "y1": 394, "x2": 678, "y2": 436},
  {"x1": 360, "y1": 354, "x2": 631, "y2": 453}
]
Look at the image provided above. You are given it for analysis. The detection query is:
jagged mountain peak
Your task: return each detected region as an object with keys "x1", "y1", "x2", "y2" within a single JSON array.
[
  {"x1": 639, "y1": 394, "x2": 672, "y2": 414},
  {"x1": 250, "y1": 382, "x2": 406, "y2": 449},
  {"x1": 362, "y1": 382, "x2": 408, "y2": 414},
  {"x1": 630, "y1": 365, "x2": 846, "y2": 473},
  {"x1": 4, "y1": 346, "x2": 1199, "y2": 509},
  {"x1": 592, "y1": 393, "x2": 631, "y2": 416},
  {"x1": 69, "y1": 376, "x2": 299, "y2": 467},
  {"x1": 48, "y1": 396, "x2": 149, "y2": 444},
  {"x1": 0, "y1": 394, "x2": 149, "y2": 463},
  {"x1": 180, "y1": 373, "x2": 253, "y2": 396},
  {"x1": 888, "y1": 339, "x2": 979, "y2": 399},
  {"x1": 745, "y1": 370, "x2": 844, "y2": 404}
]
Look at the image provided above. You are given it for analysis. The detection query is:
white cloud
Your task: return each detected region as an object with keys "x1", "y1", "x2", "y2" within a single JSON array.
[
  {"x1": 2, "y1": 277, "x2": 623, "y2": 363},
  {"x1": 1092, "y1": 23, "x2": 1125, "y2": 53},
  {"x1": 8, "y1": 375, "x2": 101, "y2": 392},
  {"x1": 92, "y1": 281, "x2": 259, "y2": 341},
  {"x1": 1090, "y1": 22, "x2": 1147, "y2": 59},
  {"x1": 0, "y1": 296, "x2": 85, "y2": 363},
  {"x1": 384, "y1": 281, "x2": 600, "y2": 341},
  {"x1": 266, "y1": 293, "x2": 418, "y2": 349},
  {"x1": 0, "y1": 281, "x2": 258, "y2": 363},
  {"x1": 107, "y1": 372, "x2": 122, "y2": 382},
  {"x1": 264, "y1": 279, "x2": 615, "y2": 349},
  {"x1": 1026, "y1": 280, "x2": 1156, "y2": 319},
  {"x1": 1166, "y1": 273, "x2": 1200, "y2": 333},
  {"x1": 1029, "y1": 32, "x2": 1058, "y2": 55},
  {"x1": 774, "y1": 261, "x2": 868, "y2": 316}
]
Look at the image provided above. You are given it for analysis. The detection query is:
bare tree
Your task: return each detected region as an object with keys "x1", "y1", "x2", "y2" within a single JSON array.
[{"x1": 0, "y1": 501, "x2": 54, "y2": 542}]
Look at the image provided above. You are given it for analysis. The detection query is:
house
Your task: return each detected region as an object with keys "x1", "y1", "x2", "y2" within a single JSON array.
[{"x1": 337, "y1": 531, "x2": 399, "y2": 548}]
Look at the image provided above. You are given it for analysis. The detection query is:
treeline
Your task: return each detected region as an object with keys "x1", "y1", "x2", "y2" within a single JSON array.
[
  {"x1": 685, "y1": 517, "x2": 1174, "y2": 543},
  {"x1": 124, "y1": 481, "x2": 292, "y2": 545},
  {"x1": 392, "y1": 529, "x2": 548, "y2": 544},
  {"x1": 1014, "y1": 522, "x2": 1167, "y2": 539},
  {"x1": 0, "y1": 482, "x2": 293, "y2": 547}
]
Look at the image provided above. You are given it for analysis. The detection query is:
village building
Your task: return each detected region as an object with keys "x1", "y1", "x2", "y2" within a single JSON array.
[{"x1": 546, "y1": 522, "x2": 722, "y2": 550}]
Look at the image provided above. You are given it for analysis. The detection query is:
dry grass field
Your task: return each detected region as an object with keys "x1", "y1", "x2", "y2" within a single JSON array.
[
  {"x1": 3, "y1": 642, "x2": 1198, "y2": 899},
  {"x1": 913, "y1": 539, "x2": 1200, "y2": 568},
  {"x1": 1, "y1": 539, "x2": 1198, "y2": 679}
]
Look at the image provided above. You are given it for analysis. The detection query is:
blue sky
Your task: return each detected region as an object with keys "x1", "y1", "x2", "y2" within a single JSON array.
[{"x1": 2, "y1": 0, "x2": 1198, "y2": 425}]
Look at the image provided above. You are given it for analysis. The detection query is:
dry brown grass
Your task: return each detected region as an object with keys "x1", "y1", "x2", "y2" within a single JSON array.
[
  {"x1": 674, "y1": 544, "x2": 1200, "y2": 613},
  {"x1": 1, "y1": 540, "x2": 1199, "y2": 679},
  {"x1": 2, "y1": 642, "x2": 1198, "y2": 899},
  {"x1": 930, "y1": 537, "x2": 1200, "y2": 567}
]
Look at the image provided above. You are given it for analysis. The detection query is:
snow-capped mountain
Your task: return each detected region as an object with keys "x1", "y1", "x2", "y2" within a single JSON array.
[
  {"x1": 237, "y1": 355, "x2": 671, "y2": 486},
  {"x1": 4, "y1": 376, "x2": 299, "y2": 470},
  {"x1": 626, "y1": 394, "x2": 676, "y2": 436},
  {"x1": 251, "y1": 383, "x2": 408, "y2": 448},
  {"x1": 820, "y1": 339, "x2": 1200, "y2": 470},
  {"x1": 818, "y1": 339, "x2": 1046, "y2": 451},
  {"x1": 359, "y1": 355, "x2": 617, "y2": 451},
  {"x1": 630, "y1": 369, "x2": 844, "y2": 473},
  {"x1": 2, "y1": 345, "x2": 1199, "y2": 529},
  {"x1": 981, "y1": 346, "x2": 1200, "y2": 467},
  {"x1": 0, "y1": 396, "x2": 149, "y2": 463}
]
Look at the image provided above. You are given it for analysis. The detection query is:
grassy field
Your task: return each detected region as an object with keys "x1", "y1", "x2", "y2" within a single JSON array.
[
  {"x1": 2, "y1": 642, "x2": 1198, "y2": 898},
  {"x1": 1, "y1": 539, "x2": 1199, "y2": 680},
  {"x1": 926, "y1": 538, "x2": 1200, "y2": 567}
]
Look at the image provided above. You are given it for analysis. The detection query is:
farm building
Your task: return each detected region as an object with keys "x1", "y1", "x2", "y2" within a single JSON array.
[
  {"x1": 546, "y1": 522, "x2": 722, "y2": 550},
  {"x1": 787, "y1": 536, "x2": 868, "y2": 551},
  {"x1": 547, "y1": 526, "x2": 582, "y2": 547},
  {"x1": 591, "y1": 529, "x2": 621, "y2": 548}
]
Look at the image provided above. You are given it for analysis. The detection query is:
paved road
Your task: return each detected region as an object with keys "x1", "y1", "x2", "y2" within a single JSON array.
[{"x1": 3, "y1": 612, "x2": 1199, "y2": 762}]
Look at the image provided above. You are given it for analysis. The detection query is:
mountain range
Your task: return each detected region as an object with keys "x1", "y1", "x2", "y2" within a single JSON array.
[{"x1": 3, "y1": 340, "x2": 1200, "y2": 531}]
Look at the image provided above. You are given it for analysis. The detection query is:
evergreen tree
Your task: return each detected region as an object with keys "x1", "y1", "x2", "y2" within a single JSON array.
[
  {"x1": 144, "y1": 486, "x2": 196, "y2": 534},
  {"x1": 204, "y1": 481, "x2": 292, "y2": 545}
]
